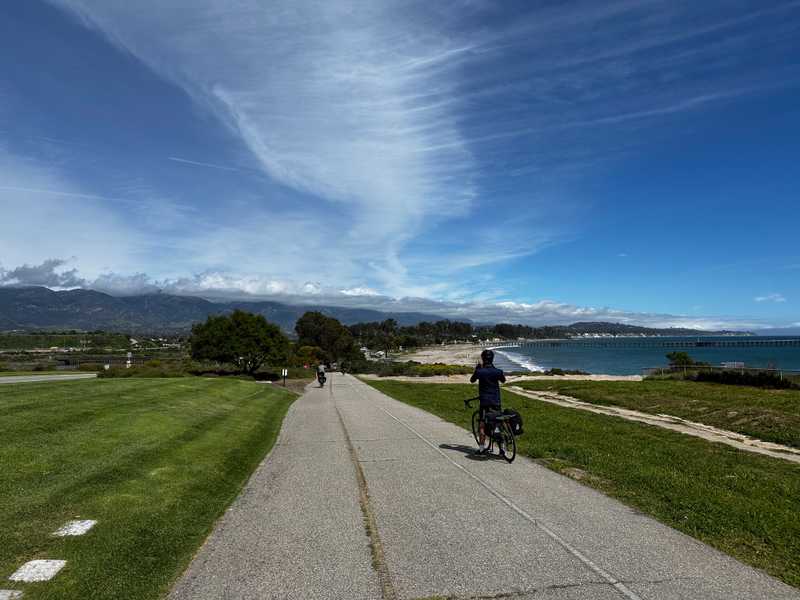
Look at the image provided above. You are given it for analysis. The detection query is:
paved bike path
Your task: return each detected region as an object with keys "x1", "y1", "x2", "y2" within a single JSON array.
[
  {"x1": 171, "y1": 373, "x2": 799, "y2": 599},
  {"x1": 169, "y1": 378, "x2": 381, "y2": 600},
  {"x1": 0, "y1": 373, "x2": 97, "y2": 384}
]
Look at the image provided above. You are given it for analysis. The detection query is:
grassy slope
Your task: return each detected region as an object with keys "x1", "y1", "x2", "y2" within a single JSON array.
[
  {"x1": 0, "y1": 378, "x2": 296, "y2": 600},
  {"x1": 365, "y1": 380, "x2": 800, "y2": 589},
  {"x1": 513, "y1": 379, "x2": 800, "y2": 448}
]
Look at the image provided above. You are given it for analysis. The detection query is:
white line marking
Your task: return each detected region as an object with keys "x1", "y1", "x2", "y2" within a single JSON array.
[
  {"x1": 52, "y1": 519, "x2": 96, "y2": 537},
  {"x1": 0, "y1": 590, "x2": 24, "y2": 599},
  {"x1": 9, "y1": 560, "x2": 66, "y2": 583},
  {"x1": 348, "y1": 378, "x2": 643, "y2": 600}
]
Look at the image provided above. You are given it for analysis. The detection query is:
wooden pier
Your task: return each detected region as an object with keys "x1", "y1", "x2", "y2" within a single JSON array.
[{"x1": 485, "y1": 338, "x2": 800, "y2": 349}]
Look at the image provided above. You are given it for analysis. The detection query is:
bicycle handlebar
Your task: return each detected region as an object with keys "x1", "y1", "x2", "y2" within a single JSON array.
[{"x1": 463, "y1": 396, "x2": 479, "y2": 409}]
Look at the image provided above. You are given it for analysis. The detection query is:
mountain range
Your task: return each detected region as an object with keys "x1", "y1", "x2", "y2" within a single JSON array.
[
  {"x1": 0, "y1": 287, "x2": 444, "y2": 333},
  {"x1": 0, "y1": 286, "x2": 765, "y2": 336}
]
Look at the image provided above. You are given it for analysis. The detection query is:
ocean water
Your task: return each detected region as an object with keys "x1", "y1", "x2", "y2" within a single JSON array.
[{"x1": 492, "y1": 337, "x2": 800, "y2": 375}]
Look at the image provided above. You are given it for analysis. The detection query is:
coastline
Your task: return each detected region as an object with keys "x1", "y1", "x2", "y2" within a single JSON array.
[
  {"x1": 377, "y1": 342, "x2": 645, "y2": 381},
  {"x1": 398, "y1": 342, "x2": 543, "y2": 372}
]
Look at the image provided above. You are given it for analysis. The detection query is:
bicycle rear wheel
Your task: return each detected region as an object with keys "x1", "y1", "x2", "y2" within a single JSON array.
[
  {"x1": 498, "y1": 422, "x2": 516, "y2": 463},
  {"x1": 471, "y1": 410, "x2": 481, "y2": 445}
]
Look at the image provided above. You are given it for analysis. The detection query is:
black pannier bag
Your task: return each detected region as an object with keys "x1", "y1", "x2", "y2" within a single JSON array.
[{"x1": 502, "y1": 408, "x2": 523, "y2": 435}]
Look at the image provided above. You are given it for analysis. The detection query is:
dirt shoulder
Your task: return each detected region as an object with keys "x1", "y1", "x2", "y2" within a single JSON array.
[
  {"x1": 509, "y1": 385, "x2": 800, "y2": 464},
  {"x1": 358, "y1": 373, "x2": 642, "y2": 383}
]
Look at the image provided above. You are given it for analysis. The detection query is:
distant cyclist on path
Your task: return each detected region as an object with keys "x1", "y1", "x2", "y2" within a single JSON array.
[{"x1": 471, "y1": 349, "x2": 506, "y2": 455}]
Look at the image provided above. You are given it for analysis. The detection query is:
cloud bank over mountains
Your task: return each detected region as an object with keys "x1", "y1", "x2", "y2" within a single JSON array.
[{"x1": 0, "y1": 258, "x2": 775, "y2": 330}]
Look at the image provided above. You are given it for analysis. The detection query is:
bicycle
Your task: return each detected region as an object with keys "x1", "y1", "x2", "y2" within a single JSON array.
[{"x1": 464, "y1": 397, "x2": 517, "y2": 463}]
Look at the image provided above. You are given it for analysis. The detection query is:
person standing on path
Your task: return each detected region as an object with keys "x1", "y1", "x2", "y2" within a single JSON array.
[{"x1": 470, "y1": 349, "x2": 506, "y2": 454}]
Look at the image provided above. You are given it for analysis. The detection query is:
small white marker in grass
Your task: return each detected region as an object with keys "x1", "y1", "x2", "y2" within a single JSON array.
[
  {"x1": 0, "y1": 590, "x2": 24, "y2": 599},
  {"x1": 9, "y1": 560, "x2": 66, "y2": 583},
  {"x1": 52, "y1": 519, "x2": 96, "y2": 537}
]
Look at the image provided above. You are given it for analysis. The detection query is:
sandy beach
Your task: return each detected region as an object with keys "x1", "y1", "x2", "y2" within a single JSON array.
[{"x1": 398, "y1": 342, "x2": 482, "y2": 366}]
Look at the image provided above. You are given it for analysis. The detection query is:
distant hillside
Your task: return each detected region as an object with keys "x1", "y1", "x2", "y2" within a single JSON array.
[
  {"x1": 564, "y1": 321, "x2": 750, "y2": 337},
  {"x1": 488, "y1": 321, "x2": 748, "y2": 340},
  {"x1": 0, "y1": 287, "x2": 446, "y2": 333},
  {"x1": 0, "y1": 287, "x2": 753, "y2": 337}
]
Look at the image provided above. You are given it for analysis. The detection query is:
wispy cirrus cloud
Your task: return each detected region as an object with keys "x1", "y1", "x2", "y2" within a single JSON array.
[
  {"x1": 49, "y1": 0, "x2": 481, "y2": 292},
  {"x1": 46, "y1": 0, "x2": 800, "y2": 299},
  {"x1": 755, "y1": 293, "x2": 787, "y2": 303},
  {"x1": 1, "y1": 0, "x2": 792, "y2": 317}
]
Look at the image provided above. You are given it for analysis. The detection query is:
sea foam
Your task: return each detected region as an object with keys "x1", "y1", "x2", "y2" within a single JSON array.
[{"x1": 491, "y1": 347, "x2": 544, "y2": 373}]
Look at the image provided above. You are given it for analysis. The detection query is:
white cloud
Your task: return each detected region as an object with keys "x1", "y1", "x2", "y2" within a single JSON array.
[
  {"x1": 0, "y1": 258, "x2": 85, "y2": 288},
  {"x1": 0, "y1": 150, "x2": 145, "y2": 278},
  {"x1": 340, "y1": 286, "x2": 380, "y2": 297},
  {"x1": 755, "y1": 293, "x2": 787, "y2": 303}
]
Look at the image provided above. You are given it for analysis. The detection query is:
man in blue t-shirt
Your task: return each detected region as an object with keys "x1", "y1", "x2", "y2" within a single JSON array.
[{"x1": 470, "y1": 349, "x2": 506, "y2": 454}]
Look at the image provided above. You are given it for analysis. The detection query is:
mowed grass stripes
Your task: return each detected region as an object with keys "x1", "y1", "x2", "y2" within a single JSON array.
[
  {"x1": 365, "y1": 380, "x2": 800, "y2": 589},
  {"x1": 0, "y1": 378, "x2": 296, "y2": 600}
]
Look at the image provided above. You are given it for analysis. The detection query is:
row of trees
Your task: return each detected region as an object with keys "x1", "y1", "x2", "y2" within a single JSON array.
[
  {"x1": 348, "y1": 319, "x2": 574, "y2": 352},
  {"x1": 189, "y1": 310, "x2": 362, "y2": 374},
  {"x1": 348, "y1": 319, "x2": 483, "y2": 352}
]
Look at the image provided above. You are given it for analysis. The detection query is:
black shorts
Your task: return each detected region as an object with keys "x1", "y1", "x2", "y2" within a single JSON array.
[{"x1": 479, "y1": 405, "x2": 501, "y2": 423}]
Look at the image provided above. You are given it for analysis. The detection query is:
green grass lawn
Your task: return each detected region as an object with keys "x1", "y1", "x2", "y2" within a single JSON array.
[
  {"x1": 513, "y1": 379, "x2": 800, "y2": 448},
  {"x1": 365, "y1": 380, "x2": 800, "y2": 589},
  {"x1": 0, "y1": 377, "x2": 296, "y2": 600}
]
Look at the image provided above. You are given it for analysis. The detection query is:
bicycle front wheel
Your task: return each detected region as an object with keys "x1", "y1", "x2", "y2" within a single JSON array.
[{"x1": 499, "y1": 423, "x2": 516, "y2": 463}]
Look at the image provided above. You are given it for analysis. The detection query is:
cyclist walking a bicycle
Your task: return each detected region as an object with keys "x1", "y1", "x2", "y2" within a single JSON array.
[{"x1": 471, "y1": 349, "x2": 506, "y2": 455}]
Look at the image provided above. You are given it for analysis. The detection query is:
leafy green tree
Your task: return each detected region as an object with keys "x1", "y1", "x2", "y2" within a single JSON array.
[
  {"x1": 290, "y1": 344, "x2": 325, "y2": 367},
  {"x1": 190, "y1": 310, "x2": 288, "y2": 374},
  {"x1": 295, "y1": 311, "x2": 361, "y2": 364},
  {"x1": 666, "y1": 351, "x2": 695, "y2": 366}
]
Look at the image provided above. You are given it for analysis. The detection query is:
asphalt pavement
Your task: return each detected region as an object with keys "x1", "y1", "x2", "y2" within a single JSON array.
[
  {"x1": 0, "y1": 373, "x2": 97, "y2": 384},
  {"x1": 169, "y1": 373, "x2": 800, "y2": 600}
]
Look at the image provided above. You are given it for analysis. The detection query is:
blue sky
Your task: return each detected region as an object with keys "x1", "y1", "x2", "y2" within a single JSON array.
[{"x1": 1, "y1": 0, "x2": 799, "y2": 329}]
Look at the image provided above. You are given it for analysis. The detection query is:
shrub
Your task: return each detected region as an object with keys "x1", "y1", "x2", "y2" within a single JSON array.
[
  {"x1": 525, "y1": 368, "x2": 591, "y2": 376},
  {"x1": 410, "y1": 363, "x2": 473, "y2": 377},
  {"x1": 98, "y1": 365, "x2": 187, "y2": 379},
  {"x1": 694, "y1": 369, "x2": 799, "y2": 390},
  {"x1": 348, "y1": 360, "x2": 472, "y2": 377}
]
